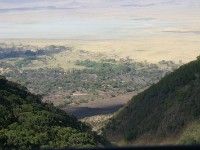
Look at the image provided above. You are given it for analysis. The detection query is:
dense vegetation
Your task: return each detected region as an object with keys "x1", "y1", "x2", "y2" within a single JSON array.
[
  {"x1": 0, "y1": 43, "x2": 181, "y2": 106},
  {"x1": 103, "y1": 57, "x2": 200, "y2": 144},
  {"x1": 0, "y1": 76, "x2": 107, "y2": 149},
  {"x1": 1, "y1": 59, "x2": 178, "y2": 106},
  {"x1": 8, "y1": 59, "x2": 167, "y2": 94}
]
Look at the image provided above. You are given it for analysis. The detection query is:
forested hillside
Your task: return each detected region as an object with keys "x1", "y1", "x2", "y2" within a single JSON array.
[
  {"x1": 103, "y1": 57, "x2": 200, "y2": 145},
  {"x1": 0, "y1": 76, "x2": 107, "y2": 149}
]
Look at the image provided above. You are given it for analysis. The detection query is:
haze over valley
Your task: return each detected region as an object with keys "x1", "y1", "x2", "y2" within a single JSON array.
[
  {"x1": 1, "y1": 0, "x2": 200, "y2": 149},
  {"x1": 1, "y1": 0, "x2": 200, "y2": 62}
]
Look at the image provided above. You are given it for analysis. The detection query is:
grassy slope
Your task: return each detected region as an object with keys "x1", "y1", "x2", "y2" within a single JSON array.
[
  {"x1": 0, "y1": 76, "x2": 108, "y2": 149},
  {"x1": 103, "y1": 57, "x2": 200, "y2": 145}
]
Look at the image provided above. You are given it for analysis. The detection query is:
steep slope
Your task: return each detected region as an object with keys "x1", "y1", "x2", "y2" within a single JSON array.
[
  {"x1": 103, "y1": 57, "x2": 200, "y2": 145},
  {"x1": 0, "y1": 76, "x2": 107, "y2": 149}
]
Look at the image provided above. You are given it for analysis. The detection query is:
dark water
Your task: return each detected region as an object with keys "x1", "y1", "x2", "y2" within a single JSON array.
[{"x1": 64, "y1": 104, "x2": 123, "y2": 119}]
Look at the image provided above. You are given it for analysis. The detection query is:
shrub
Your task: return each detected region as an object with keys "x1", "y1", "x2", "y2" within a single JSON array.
[{"x1": 124, "y1": 130, "x2": 138, "y2": 141}]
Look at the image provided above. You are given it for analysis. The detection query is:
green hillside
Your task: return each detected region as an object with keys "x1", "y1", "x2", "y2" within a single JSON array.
[
  {"x1": 0, "y1": 76, "x2": 107, "y2": 149},
  {"x1": 103, "y1": 57, "x2": 200, "y2": 145}
]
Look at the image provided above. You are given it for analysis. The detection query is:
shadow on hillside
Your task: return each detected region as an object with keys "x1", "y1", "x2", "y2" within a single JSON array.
[{"x1": 64, "y1": 104, "x2": 123, "y2": 119}]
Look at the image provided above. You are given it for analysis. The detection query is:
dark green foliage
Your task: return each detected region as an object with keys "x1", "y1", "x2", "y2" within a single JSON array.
[
  {"x1": 15, "y1": 58, "x2": 32, "y2": 68},
  {"x1": 3, "y1": 58, "x2": 176, "y2": 106},
  {"x1": 103, "y1": 58, "x2": 200, "y2": 143},
  {"x1": 181, "y1": 138, "x2": 199, "y2": 145},
  {"x1": 0, "y1": 77, "x2": 107, "y2": 149},
  {"x1": 124, "y1": 130, "x2": 138, "y2": 141},
  {"x1": 76, "y1": 60, "x2": 99, "y2": 67}
]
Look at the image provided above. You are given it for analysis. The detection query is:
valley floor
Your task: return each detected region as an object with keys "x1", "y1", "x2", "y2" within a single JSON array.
[{"x1": 63, "y1": 91, "x2": 139, "y2": 119}]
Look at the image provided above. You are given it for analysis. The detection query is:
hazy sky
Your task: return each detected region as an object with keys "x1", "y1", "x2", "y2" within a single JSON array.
[{"x1": 0, "y1": 0, "x2": 200, "y2": 40}]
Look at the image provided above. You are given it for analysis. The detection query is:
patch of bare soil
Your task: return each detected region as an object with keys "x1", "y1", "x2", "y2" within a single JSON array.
[{"x1": 81, "y1": 114, "x2": 113, "y2": 134}]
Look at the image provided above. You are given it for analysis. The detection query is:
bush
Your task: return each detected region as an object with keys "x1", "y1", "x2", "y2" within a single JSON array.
[{"x1": 124, "y1": 130, "x2": 138, "y2": 141}]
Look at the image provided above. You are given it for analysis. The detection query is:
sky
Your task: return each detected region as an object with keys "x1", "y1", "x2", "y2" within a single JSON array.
[{"x1": 0, "y1": 0, "x2": 200, "y2": 40}]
